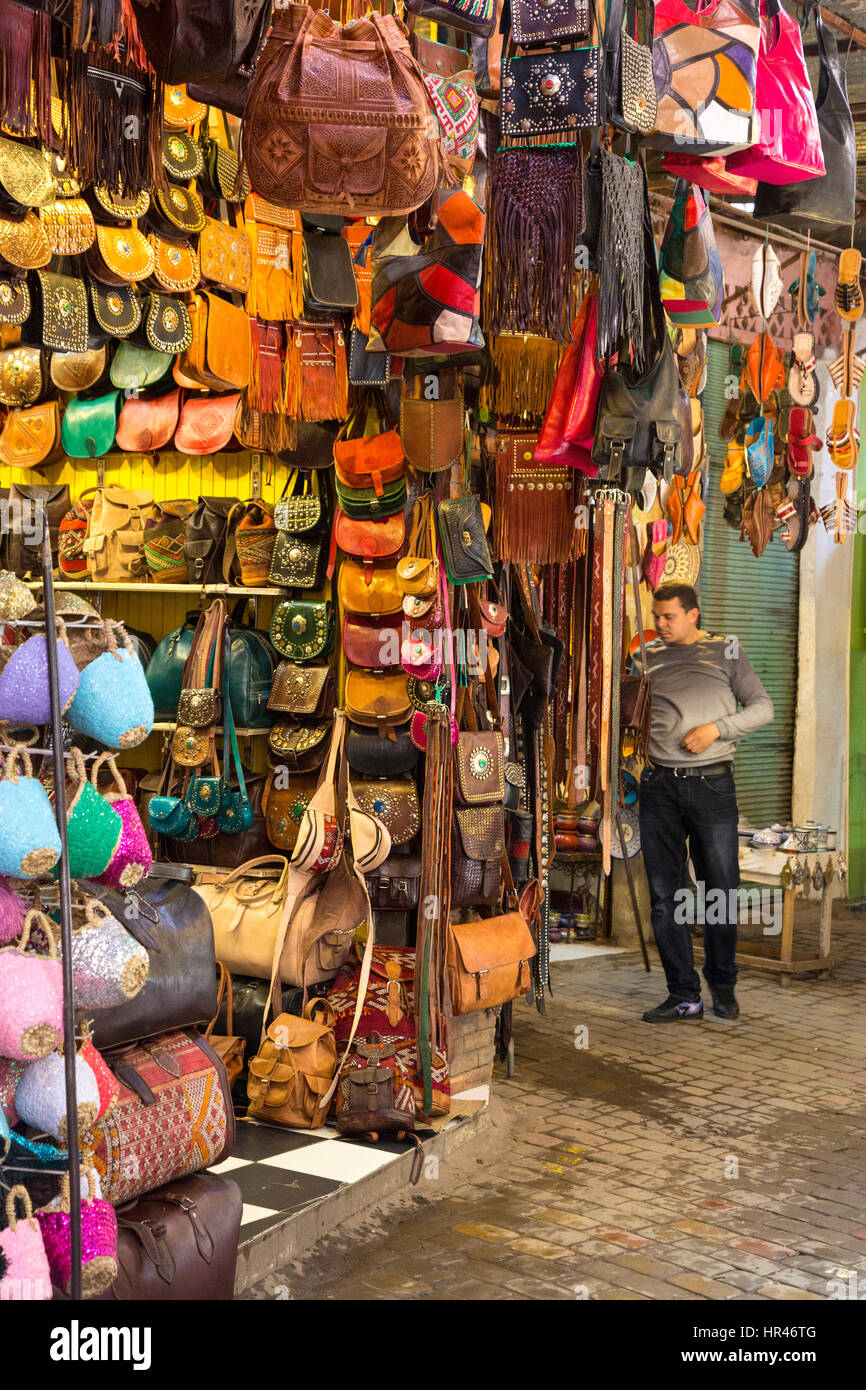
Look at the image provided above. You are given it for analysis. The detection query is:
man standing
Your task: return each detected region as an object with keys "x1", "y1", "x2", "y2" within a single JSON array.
[{"x1": 636, "y1": 583, "x2": 774, "y2": 1023}]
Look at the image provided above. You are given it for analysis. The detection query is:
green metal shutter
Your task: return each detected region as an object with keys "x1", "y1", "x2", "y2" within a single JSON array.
[{"x1": 698, "y1": 339, "x2": 799, "y2": 825}]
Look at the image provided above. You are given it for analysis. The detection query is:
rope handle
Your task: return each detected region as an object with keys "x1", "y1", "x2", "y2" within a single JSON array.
[
  {"x1": 4, "y1": 1185, "x2": 35, "y2": 1229},
  {"x1": 1, "y1": 742, "x2": 34, "y2": 783},
  {"x1": 89, "y1": 750, "x2": 127, "y2": 798},
  {"x1": 19, "y1": 909, "x2": 59, "y2": 957}
]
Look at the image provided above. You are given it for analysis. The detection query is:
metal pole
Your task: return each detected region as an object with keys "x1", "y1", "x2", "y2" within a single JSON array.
[
  {"x1": 41, "y1": 509, "x2": 82, "y2": 1301},
  {"x1": 615, "y1": 811, "x2": 651, "y2": 974}
]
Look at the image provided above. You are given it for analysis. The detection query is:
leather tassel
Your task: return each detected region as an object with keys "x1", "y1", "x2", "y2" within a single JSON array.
[
  {"x1": 0, "y1": 0, "x2": 51, "y2": 145},
  {"x1": 493, "y1": 432, "x2": 575, "y2": 565},
  {"x1": 246, "y1": 227, "x2": 302, "y2": 322},
  {"x1": 248, "y1": 320, "x2": 284, "y2": 414},
  {"x1": 285, "y1": 321, "x2": 348, "y2": 422},
  {"x1": 483, "y1": 147, "x2": 583, "y2": 341},
  {"x1": 482, "y1": 334, "x2": 562, "y2": 422},
  {"x1": 60, "y1": 46, "x2": 164, "y2": 197}
]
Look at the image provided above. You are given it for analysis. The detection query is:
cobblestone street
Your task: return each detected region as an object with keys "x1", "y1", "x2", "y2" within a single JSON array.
[{"x1": 244, "y1": 908, "x2": 866, "y2": 1302}]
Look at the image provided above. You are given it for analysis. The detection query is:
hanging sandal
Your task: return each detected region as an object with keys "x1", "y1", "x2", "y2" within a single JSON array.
[
  {"x1": 665, "y1": 474, "x2": 686, "y2": 545},
  {"x1": 826, "y1": 398, "x2": 860, "y2": 471},
  {"x1": 786, "y1": 406, "x2": 821, "y2": 479},
  {"x1": 744, "y1": 416, "x2": 774, "y2": 487},
  {"x1": 750, "y1": 242, "x2": 783, "y2": 320},
  {"x1": 720, "y1": 441, "x2": 745, "y2": 494},
  {"x1": 827, "y1": 329, "x2": 865, "y2": 401},
  {"x1": 835, "y1": 248, "x2": 863, "y2": 322},
  {"x1": 683, "y1": 469, "x2": 705, "y2": 544},
  {"x1": 643, "y1": 518, "x2": 669, "y2": 589}
]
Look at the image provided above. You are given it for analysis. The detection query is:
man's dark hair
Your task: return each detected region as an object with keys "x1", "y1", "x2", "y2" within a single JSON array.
[{"x1": 653, "y1": 583, "x2": 700, "y2": 614}]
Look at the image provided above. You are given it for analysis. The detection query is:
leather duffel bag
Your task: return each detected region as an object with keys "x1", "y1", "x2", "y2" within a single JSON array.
[
  {"x1": 88, "y1": 1028, "x2": 235, "y2": 1205},
  {"x1": 89, "y1": 869, "x2": 218, "y2": 1050},
  {"x1": 96, "y1": 1172, "x2": 243, "y2": 1301}
]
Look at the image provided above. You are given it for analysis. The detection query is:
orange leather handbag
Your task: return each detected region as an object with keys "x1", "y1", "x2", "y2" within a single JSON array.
[
  {"x1": 338, "y1": 558, "x2": 404, "y2": 617},
  {"x1": 116, "y1": 389, "x2": 182, "y2": 453},
  {"x1": 333, "y1": 428, "x2": 405, "y2": 496},
  {"x1": 177, "y1": 291, "x2": 251, "y2": 391},
  {"x1": 174, "y1": 394, "x2": 241, "y2": 455},
  {"x1": 334, "y1": 508, "x2": 405, "y2": 562}
]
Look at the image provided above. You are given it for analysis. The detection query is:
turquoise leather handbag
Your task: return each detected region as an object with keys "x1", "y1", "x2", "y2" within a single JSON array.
[{"x1": 145, "y1": 612, "x2": 198, "y2": 720}]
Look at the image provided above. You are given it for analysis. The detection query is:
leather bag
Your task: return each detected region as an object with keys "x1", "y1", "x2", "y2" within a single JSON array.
[
  {"x1": 437, "y1": 494, "x2": 494, "y2": 584},
  {"x1": 400, "y1": 376, "x2": 464, "y2": 474},
  {"x1": 592, "y1": 337, "x2": 684, "y2": 485},
  {"x1": 175, "y1": 394, "x2": 241, "y2": 456},
  {"x1": 61, "y1": 391, "x2": 121, "y2": 460},
  {"x1": 131, "y1": 0, "x2": 272, "y2": 86},
  {"x1": 90, "y1": 872, "x2": 219, "y2": 1050},
  {"x1": 500, "y1": 45, "x2": 600, "y2": 141},
  {"x1": 247, "y1": 999, "x2": 337, "y2": 1129},
  {"x1": 184, "y1": 497, "x2": 241, "y2": 584},
  {"x1": 204, "y1": 963, "x2": 246, "y2": 1087},
  {"x1": 447, "y1": 869, "x2": 537, "y2": 1014},
  {"x1": 82, "y1": 486, "x2": 154, "y2": 583},
  {"x1": 346, "y1": 670, "x2": 412, "y2": 729},
  {"x1": 88, "y1": 1028, "x2": 235, "y2": 1205},
  {"x1": 406, "y1": 0, "x2": 495, "y2": 37},
  {"x1": 6, "y1": 481, "x2": 70, "y2": 575},
  {"x1": 0, "y1": 345, "x2": 47, "y2": 407},
  {"x1": 346, "y1": 722, "x2": 419, "y2": 777},
  {"x1": 177, "y1": 292, "x2": 251, "y2": 392},
  {"x1": 95, "y1": 1172, "x2": 242, "y2": 1301},
  {"x1": 147, "y1": 234, "x2": 200, "y2": 294},
  {"x1": 752, "y1": 0, "x2": 855, "y2": 224},
  {"x1": 650, "y1": 0, "x2": 761, "y2": 155},
  {"x1": 726, "y1": 0, "x2": 823, "y2": 184},
  {"x1": 268, "y1": 660, "x2": 333, "y2": 719},
  {"x1": 659, "y1": 180, "x2": 725, "y2": 327},
  {"x1": 0, "y1": 401, "x2": 63, "y2": 469},
  {"x1": 335, "y1": 508, "x2": 405, "y2": 561},
  {"x1": 367, "y1": 853, "x2": 421, "y2": 911},
  {"x1": 50, "y1": 347, "x2": 107, "y2": 394},
  {"x1": 604, "y1": 0, "x2": 657, "y2": 135},
  {"x1": 117, "y1": 389, "x2": 182, "y2": 454},
  {"x1": 371, "y1": 191, "x2": 485, "y2": 357},
  {"x1": 243, "y1": 6, "x2": 438, "y2": 217},
  {"x1": 199, "y1": 216, "x2": 252, "y2": 295},
  {"x1": 338, "y1": 558, "x2": 404, "y2": 617}
]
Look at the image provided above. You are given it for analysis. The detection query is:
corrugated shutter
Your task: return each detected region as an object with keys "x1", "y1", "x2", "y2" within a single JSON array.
[{"x1": 699, "y1": 339, "x2": 799, "y2": 825}]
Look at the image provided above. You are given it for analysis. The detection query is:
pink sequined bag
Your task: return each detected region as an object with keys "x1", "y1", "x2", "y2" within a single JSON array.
[
  {"x1": 36, "y1": 1167, "x2": 118, "y2": 1298},
  {"x1": 0, "y1": 910, "x2": 63, "y2": 1061},
  {"x1": 0, "y1": 1186, "x2": 53, "y2": 1301},
  {"x1": 91, "y1": 753, "x2": 153, "y2": 889}
]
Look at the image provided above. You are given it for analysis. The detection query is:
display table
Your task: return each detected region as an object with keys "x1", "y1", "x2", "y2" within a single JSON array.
[{"x1": 694, "y1": 846, "x2": 844, "y2": 987}]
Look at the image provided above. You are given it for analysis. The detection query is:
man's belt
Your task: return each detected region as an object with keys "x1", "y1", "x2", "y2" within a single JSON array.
[{"x1": 657, "y1": 760, "x2": 734, "y2": 779}]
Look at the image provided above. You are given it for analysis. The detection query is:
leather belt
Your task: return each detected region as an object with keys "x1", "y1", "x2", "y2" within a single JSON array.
[{"x1": 658, "y1": 760, "x2": 734, "y2": 779}]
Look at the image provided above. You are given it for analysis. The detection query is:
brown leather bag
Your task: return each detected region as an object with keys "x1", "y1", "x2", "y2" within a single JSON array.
[
  {"x1": 345, "y1": 669, "x2": 412, "y2": 728},
  {"x1": 400, "y1": 375, "x2": 464, "y2": 473},
  {"x1": 203, "y1": 962, "x2": 246, "y2": 1087},
  {"x1": 95, "y1": 1173, "x2": 242, "y2": 1302},
  {"x1": 0, "y1": 401, "x2": 63, "y2": 468},
  {"x1": 116, "y1": 389, "x2": 182, "y2": 453},
  {"x1": 177, "y1": 291, "x2": 251, "y2": 391},
  {"x1": 244, "y1": 6, "x2": 438, "y2": 217},
  {"x1": 447, "y1": 862, "x2": 538, "y2": 1014},
  {"x1": 262, "y1": 768, "x2": 319, "y2": 851},
  {"x1": 342, "y1": 614, "x2": 402, "y2": 669},
  {"x1": 338, "y1": 558, "x2": 404, "y2": 616},
  {"x1": 174, "y1": 395, "x2": 240, "y2": 455},
  {"x1": 199, "y1": 216, "x2": 251, "y2": 294},
  {"x1": 267, "y1": 660, "x2": 334, "y2": 718},
  {"x1": 246, "y1": 998, "x2": 337, "y2": 1129}
]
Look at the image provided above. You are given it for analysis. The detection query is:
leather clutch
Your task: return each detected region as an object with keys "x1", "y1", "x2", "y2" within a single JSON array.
[{"x1": 437, "y1": 494, "x2": 494, "y2": 585}]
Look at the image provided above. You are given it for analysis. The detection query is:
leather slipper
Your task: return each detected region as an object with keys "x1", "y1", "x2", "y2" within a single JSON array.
[{"x1": 835, "y1": 248, "x2": 863, "y2": 322}]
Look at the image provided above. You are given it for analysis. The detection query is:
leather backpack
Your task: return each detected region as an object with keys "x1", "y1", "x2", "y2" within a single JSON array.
[
  {"x1": 5, "y1": 481, "x2": 70, "y2": 576},
  {"x1": 243, "y1": 6, "x2": 438, "y2": 217},
  {"x1": 591, "y1": 337, "x2": 684, "y2": 487},
  {"x1": 246, "y1": 998, "x2": 338, "y2": 1129},
  {"x1": 81, "y1": 486, "x2": 155, "y2": 583},
  {"x1": 184, "y1": 496, "x2": 241, "y2": 584}
]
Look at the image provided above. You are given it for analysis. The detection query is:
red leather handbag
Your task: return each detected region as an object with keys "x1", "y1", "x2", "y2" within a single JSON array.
[
  {"x1": 334, "y1": 508, "x2": 405, "y2": 562},
  {"x1": 726, "y1": 0, "x2": 824, "y2": 184},
  {"x1": 534, "y1": 292, "x2": 602, "y2": 474},
  {"x1": 174, "y1": 393, "x2": 240, "y2": 454},
  {"x1": 660, "y1": 152, "x2": 758, "y2": 196}
]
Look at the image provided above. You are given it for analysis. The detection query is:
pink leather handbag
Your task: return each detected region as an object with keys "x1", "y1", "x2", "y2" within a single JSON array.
[
  {"x1": 534, "y1": 292, "x2": 602, "y2": 475},
  {"x1": 726, "y1": 0, "x2": 824, "y2": 183}
]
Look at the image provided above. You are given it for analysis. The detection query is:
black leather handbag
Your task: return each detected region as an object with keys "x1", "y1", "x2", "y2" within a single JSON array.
[
  {"x1": 213, "y1": 975, "x2": 329, "y2": 1056},
  {"x1": 591, "y1": 337, "x2": 684, "y2": 486},
  {"x1": 90, "y1": 869, "x2": 219, "y2": 1050},
  {"x1": 500, "y1": 43, "x2": 600, "y2": 142},
  {"x1": 346, "y1": 721, "x2": 420, "y2": 777},
  {"x1": 184, "y1": 496, "x2": 241, "y2": 584},
  {"x1": 753, "y1": 0, "x2": 855, "y2": 227},
  {"x1": 131, "y1": 0, "x2": 272, "y2": 85}
]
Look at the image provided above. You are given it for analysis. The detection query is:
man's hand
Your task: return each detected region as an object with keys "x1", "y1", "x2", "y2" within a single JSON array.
[{"x1": 681, "y1": 722, "x2": 720, "y2": 755}]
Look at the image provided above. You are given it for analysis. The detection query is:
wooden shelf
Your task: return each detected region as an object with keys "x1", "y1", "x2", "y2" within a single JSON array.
[
  {"x1": 25, "y1": 581, "x2": 284, "y2": 597},
  {"x1": 151, "y1": 723, "x2": 271, "y2": 737}
]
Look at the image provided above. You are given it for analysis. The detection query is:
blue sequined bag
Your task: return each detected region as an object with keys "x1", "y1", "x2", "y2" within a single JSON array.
[{"x1": 66, "y1": 624, "x2": 154, "y2": 750}]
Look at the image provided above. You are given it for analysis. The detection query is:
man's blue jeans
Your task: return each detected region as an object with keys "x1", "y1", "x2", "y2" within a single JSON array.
[{"x1": 638, "y1": 764, "x2": 740, "y2": 1002}]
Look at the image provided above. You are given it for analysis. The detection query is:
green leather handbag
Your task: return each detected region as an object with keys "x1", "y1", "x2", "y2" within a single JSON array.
[
  {"x1": 270, "y1": 599, "x2": 333, "y2": 664},
  {"x1": 225, "y1": 622, "x2": 276, "y2": 728},
  {"x1": 60, "y1": 389, "x2": 120, "y2": 459},
  {"x1": 110, "y1": 341, "x2": 173, "y2": 392},
  {"x1": 145, "y1": 612, "x2": 199, "y2": 719},
  {"x1": 334, "y1": 475, "x2": 407, "y2": 519}
]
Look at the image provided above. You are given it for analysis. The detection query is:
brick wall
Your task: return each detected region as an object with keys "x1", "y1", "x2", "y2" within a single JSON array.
[{"x1": 448, "y1": 1008, "x2": 497, "y2": 1096}]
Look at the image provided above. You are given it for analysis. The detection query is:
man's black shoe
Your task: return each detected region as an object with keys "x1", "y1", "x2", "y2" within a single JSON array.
[
  {"x1": 642, "y1": 996, "x2": 703, "y2": 1023},
  {"x1": 711, "y1": 990, "x2": 740, "y2": 1020}
]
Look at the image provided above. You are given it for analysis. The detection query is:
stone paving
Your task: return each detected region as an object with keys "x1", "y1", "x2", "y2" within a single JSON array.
[{"x1": 243, "y1": 906, "x2": 866, "y2": 1301}]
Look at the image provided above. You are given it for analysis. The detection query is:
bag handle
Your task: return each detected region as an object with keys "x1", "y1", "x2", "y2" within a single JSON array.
[
  {"x1": 206, "y1": 961, "x2": 234, "y2": 1039},
  {"x1": 89, "y1": 751, "x2": 128, "y2": 799},
  {"x1": 4, "y1": 1185, "x2": 35, "y2": 1230},
  {"x1": 19, "y1": 909, "x2": 58, "y2": 957},
  {"x1": 220, "y1": 628, "x2": 249, "y2": 806},
  {"x1": 1, "y1": 742, "x2": 34, "y2": 783}
]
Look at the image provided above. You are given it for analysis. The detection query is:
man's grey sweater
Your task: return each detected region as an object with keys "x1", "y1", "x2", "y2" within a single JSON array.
[{"x1": 635, "y1": 633, "x2": 774, "y2": 767}]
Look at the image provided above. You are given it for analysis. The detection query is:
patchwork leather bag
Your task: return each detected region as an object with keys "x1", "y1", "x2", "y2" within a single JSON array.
[
  {"x1": 82, "y1": 487, "x2": 155, "y2": 584},
  {"x1": 650, "y1": 0, "x2": 761, "y2": 155},
  {"x1": 371, "y1": 190, "x2": 485, "y2": 357},
  {"x1": 243, "y1": 5, "x2": 439, "y2": 217},
  {"x1": 659, "y1": 180, "x2": 725, "y2": 327}
]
